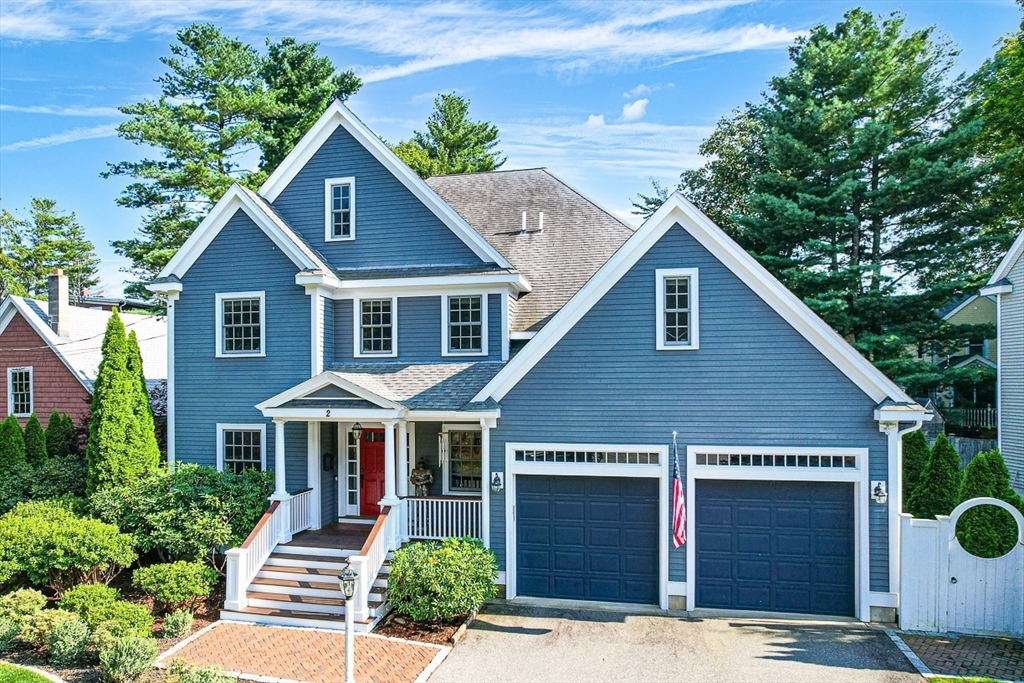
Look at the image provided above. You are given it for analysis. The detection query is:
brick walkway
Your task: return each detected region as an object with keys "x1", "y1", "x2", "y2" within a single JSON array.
[
  {"x1": 900, "y1": 633, "x2": 1024, "y2": 681},
  {"x1": 158, "y1": 621, "x2": 447, "y2": 683}
]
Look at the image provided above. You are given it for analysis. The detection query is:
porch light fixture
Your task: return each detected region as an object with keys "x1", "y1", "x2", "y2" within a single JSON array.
[
  {"x1": 872, "y1": 481, "x2": 888, "y2": 505},
  {"x1": 351, "y1": 423, "x2": 363, "y2": 441},
  {"x1": 339, "y1": 567, "x2": 357, "y2": 683}
]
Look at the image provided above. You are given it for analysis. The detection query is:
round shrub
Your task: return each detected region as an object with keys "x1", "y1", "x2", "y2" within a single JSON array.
[
  {"x1": 59, "y1": 584, "x2": 153, "y2": 638},
  {"x1": 20, "y1": 609, "x2": 80, "y2": 649},
  {"x1": 60, "y1": 583, "x2": 120, "y2": 616},
  {"x1": 0, "y1": 589, "x2": 46, "y2": 628},
  {"x1": 46, "y1": 616, "x2": 90, "y2": 665},
  {"x1": 0, "y1": 617, "x2": 19, "y2": 653},
  {"x1": 133, "y1": 561, "x2": 217, "y2": 612},
  {"x1": 99, "y1": 636, "x2": 158, "y2": 683},
  {"x1": 165, "y1": 659, "x2": 231, "y2": 683},
  {"x1": 388, "y1": 537, "x2": 497, "y2": 622},
  {"x1": 160, "y1": 610, "x2": 193, "y2": 639}
]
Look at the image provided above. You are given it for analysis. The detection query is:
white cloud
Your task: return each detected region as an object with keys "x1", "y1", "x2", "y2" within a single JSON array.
[
  {"x1": 624, "y1": 84, "x2": 652, "y2": 99},
  {"x1": 0, "y1": 123, "x2": 119, "y2": 151},
  {"x1": 620, "y1": 98, "x2": 649, "y2": 122},
  {"x1": 585, "y1": 114, "x2": 605, "y2": 127},
  {"x1": 0, "y1": 104, "x2": 122, "y2": 116}
]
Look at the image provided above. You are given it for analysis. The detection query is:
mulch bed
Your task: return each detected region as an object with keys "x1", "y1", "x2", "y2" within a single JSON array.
[{"x1": 374, "y1": 611, "x2": 467, "y2": 646}]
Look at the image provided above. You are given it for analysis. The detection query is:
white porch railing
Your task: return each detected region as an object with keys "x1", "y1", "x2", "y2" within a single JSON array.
[
  {"x1": 347, "y1": 505, "x2": 400, "y2": 622},
  {"x1": 289, "y1": 488, "x2": 314, "y2": 535},
  {"x1": 406, "y1": 496, "x2": 482, "y2": 540},
  {"x1": 224, "y1": 499, "x2": 285, "y2": 611}
]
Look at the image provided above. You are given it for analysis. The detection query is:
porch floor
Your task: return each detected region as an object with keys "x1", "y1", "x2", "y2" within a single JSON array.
[{"x1": 285, "y1": 522, "x2": 373, "y2": 551}]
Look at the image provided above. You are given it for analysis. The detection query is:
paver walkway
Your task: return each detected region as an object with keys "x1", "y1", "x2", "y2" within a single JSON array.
[
  {"x1": 159, "y1": 621, "x2": 447, "y2": 683},
  {"x1": 900, "y1": 633, "x2": 1024, "y2": 681}
]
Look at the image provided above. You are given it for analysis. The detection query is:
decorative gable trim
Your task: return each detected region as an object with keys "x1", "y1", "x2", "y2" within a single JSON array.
[
  {"x1": 258, "y1": 101, "x2": 513, "y2": 269},
  {"x1": 0, "y1": 296, "x2": 92, "y2": 393},
  {"x1": 473, "y1": 194, "x2": 915, "y2": 407},
  {"x1": 987, "y1": 229, "x2": 1024, "y2": 285},
  {"x1": 255, "y1": 371, "x2": 405, "y2": 412},
  {"x1": 156, "y1": 185, "x2": 324, "y2": 281}
]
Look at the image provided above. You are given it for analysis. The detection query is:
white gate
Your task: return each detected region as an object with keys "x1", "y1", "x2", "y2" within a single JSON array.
[{"x1": 899, "y1": 497, "x2": 1024, "y2": 637}]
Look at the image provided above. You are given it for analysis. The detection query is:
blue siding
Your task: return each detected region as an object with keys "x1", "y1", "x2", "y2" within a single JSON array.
[
  {"x1": 334, "y1": 299, "x2": 353, "y2": 360},
  {"x1": 271, "y1": 126, "x2": 484, "y2": 269},
  {"x1": 174, "y1": 209, "x2": 310, "y2": 490},
  {"x1": 322, "y1": 297, "x2": 335, "y2": 368},
  {"x1": 489, "y1": 224, "x2": 891, "y2": 592}
]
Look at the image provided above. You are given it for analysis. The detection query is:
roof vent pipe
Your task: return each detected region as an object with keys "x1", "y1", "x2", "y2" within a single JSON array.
[
  {"x1": 521, "y1": 211, "x2": 527, "y2": 233},
  {"x1": 538, "y1": 211, "x2": 544, "y2": 233}
]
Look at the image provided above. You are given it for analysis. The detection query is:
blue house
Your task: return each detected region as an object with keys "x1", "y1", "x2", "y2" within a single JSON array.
[{"x1": 149, "y1": 102, "x2": 927, "y2": 630}]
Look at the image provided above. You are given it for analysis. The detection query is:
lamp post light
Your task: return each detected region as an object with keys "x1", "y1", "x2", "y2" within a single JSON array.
[
  {"x1": 351, "y1": 423, "x2": 363, "y2": 442},
  {"x1": 339, "y1": 567, "x2": 357, "y2": 683}
]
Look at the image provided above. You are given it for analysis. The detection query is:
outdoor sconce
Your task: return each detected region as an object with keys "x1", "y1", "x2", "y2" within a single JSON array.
[
  {"x1": 322, "y1": 452, "x2": 336, "y2": 472},
  {"x1": 872, "y1": 481, "x2": 888, "y2": 505},
  {"x1": 338, "y1": 567, "x2": 357, "y2": 683},
  {"x1": 351, "y1": 423, "x2": 363, "y2": 441},
  {"x1": 339, "y1": 567, "x2": 357, "y2": 599},
  {"x1": 490, "y1": 472, "x2": 504, "y2": 493}
]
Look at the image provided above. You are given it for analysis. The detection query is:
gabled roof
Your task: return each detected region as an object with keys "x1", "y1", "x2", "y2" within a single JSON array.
[
  {"x1": 428, "y1": 169, "x2": 634, "y2": 332},
  {"x1": 938, "y1": 293, "x2": 993, "y2": 321},
  {"x1": 473, "y1": 193, "x2": 917, "y2": 409},
  {"x1": 987, "y1": 229, "x2": 1024, "y2": 286},
  {"x1": 258, "y1": 100, "x2": 512, "y2": 269},
  {"x1": 0, "y1": 295, "x2": 167, "y2": 391}
]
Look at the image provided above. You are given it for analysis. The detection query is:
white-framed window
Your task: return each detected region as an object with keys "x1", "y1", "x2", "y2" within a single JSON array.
[
  {"x1": 324, "y1": 177, "x2": 356, "y2": 242},
  {"x1": 354, "y1": 297, "x2": 397, "y2": 358},
  {"x1": 216, "y1": 423, "x2": 267, "y2": 474},
  {"x1": 7, "y1": 367, "x2": 33, "y2": 417},
  {"x1": 215, "y1": 292, "x2": 266, "y2": 358},
  {"x1": 442, "y1": 294, "x2": 487, "y2": 357},
  {"x1": 440, "y1": 424, "x2": 483, "y2": 495},
  {"x1": 655, "y1": 268, "x2": 699, "y2": 350}
]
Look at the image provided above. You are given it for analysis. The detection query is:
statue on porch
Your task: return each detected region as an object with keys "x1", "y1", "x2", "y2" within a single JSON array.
[{"x1": 409, "y1": 461, "x2": 433, "y2": 497}]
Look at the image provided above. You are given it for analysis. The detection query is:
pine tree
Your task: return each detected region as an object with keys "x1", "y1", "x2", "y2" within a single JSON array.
[
  {"x1": 86, "y1": 310, "x2": 161, "y2": 493},
  {"x1": 0, "y1": 208, "x2": 29, "y2": 300},
  {"x1": 391, "y1": 94, "x2": 505, "y2": 178},
  {"x1": 0, "y1": 415, "x2": 27, "y2": 472},
  {"x1": 955, "y1": 452, "x2": 1019, "y2": 557},
  {"x1": 901, "y1": 430, "x2": 931, "y2": 509},
  {"x1": 907, "y1": 433, "x2": 964, "y2": 519},
  {"x1": 22, "y1": 413, "x2": 47, "y2": 464},
  {"x1": 979, "y1": 449, "x2": 1024, "y2": 515},
  {"x1": 45, "y1": 410, "x2": 73, "y2": 460},
  {"x1": 127, "y1": 329, "x2": 155, "y2": 423}
]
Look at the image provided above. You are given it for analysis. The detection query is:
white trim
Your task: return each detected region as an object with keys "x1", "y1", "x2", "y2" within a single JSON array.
[
  {"x1": 655, "y1": 267, "x2": 699, "y2": 351},
  {"x1": 441, "y1": 293, "x2": 488, "y2": 357},
  {"x1": 504, "y1": 441, "x2": 670, "y2": 610},
  {"x1": 324, "y1": 176, "x2": 356, "y2": 242},
  {"x1": 165, "y1": 291, "x2": 179, "y2": 465},
  {"x1": 215, "y1": 423, "x2": 268, "y2": 472},
  {"x1": 259, "y1": 101, "x2": 512, "y2": 268},
  {"x1": 987, "y1": 228, "x2": 1024, "y2": 284},
  {"x1": 307, "y1": 422, "x2": 321, "y2": 529},
  {"x1": 473, "y1": 194, "x2": 913, "y2": 406},
  {"x1": 353, "y1": 296, "x2": 398, "y2": 359},
  {"x1": 256, "y1": 371, "x2": 406, "y2": 412},
  {"x1": 501, "y1": 292, "x2": 511, "y2": 362},
  {"x1": 309, "y1": 289, "x2": 324, "y2": 376},
  {"x1": 685, "y1": 445, "x2": 871, "y2": 622},
  {"x1": 295, "y1": 273, "x2": 529, "y2": 298},
  {"x1": 509, "y1": 331, "x2": 536, "y2": 341},
  {"x1": 981, "y1": 283, "x2": 1013, "y2": 296},
  {"x1": 6, "y1": 366, "x2": 33, "y2": 417},
  {"x1": 941, "y1": 294, "x2": 989, "y2": 322},
  {"x1": 215, "y1": 291, "x2": 266, "y2": 358},
  {"x1": 441, "y1": 423, "x2": 484, "y2": 496}
]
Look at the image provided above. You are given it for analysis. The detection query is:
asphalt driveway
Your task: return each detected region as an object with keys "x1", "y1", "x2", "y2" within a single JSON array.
[{"x1": 430, "y1": 603, "x2": 921, "y2": 683}]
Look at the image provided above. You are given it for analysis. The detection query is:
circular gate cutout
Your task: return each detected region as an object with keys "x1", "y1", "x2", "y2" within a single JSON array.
[{"x1": 950, "y1": 497, "x2": 1024, "y2": 560}]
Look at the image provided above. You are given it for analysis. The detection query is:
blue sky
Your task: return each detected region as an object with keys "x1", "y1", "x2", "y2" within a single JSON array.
[{"x1": 0, "y1": 0, "x2": 1019, "y2": 296}]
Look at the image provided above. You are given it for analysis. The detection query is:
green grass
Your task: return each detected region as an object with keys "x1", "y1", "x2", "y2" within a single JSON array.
[
  {"x1": 929, "y1": 677, "x2": 1006, "y2": 683},
  {"x1": 0, "y1": 663, "x2": 51, "y2": 683}
]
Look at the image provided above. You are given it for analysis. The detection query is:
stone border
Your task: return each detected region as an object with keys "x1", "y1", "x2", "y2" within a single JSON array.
[
  {"x1": 0, "y1": 661, "x2": 66, "y2": 683},
  {"x1": 450, "y1": 610, "x2": 478, "y2": 646},
  {"x1": 885, "y1": 629, "x2": 933, "y2": 678},
  {"x1": 155, "y1": 620, "x2": 224, "y2": 667}
]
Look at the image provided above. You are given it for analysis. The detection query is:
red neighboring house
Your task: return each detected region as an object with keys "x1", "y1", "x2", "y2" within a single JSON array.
[{"x1": 0, "y1": 270, "x2": 166, "y2": 428}]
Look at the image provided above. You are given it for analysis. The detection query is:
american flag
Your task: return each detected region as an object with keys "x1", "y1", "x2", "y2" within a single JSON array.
[{"x1": 672, "y1": 433, "x2": 686, "y2": 547}]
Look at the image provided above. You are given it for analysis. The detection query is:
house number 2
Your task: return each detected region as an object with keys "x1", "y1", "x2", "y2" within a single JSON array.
[{"x1": 325, "y1": 410, "x2": 331, "y2": 417}]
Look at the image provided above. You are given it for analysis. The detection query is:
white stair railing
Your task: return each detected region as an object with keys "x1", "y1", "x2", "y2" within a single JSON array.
[
  {"x1": 347, "y1": 505, "x2": 398, "y2": 622},
  {"x1": 406, "y1": 496, "x2": 482, "y2": 540},
  {"x1": 289, "y1": 487, "x2": 314, "y2": 535},
  {"x1": 224, "y1": 499, "x2": 284, "y2": 611}
]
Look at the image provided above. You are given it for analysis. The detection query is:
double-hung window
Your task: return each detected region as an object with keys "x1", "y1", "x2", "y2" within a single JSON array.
[
  {"x1": 357, "y1": 298, "x2": 396, "y2": 357},
  {"x1": 443, "y1": 294, "x2": 486, "y2": 356},
  {"x1": 441, "y1": 425, "x2": 482, "y2": 494},
  {"x1": 217, "y1": 424, "x2": 266, "y2": 474},
  {"x1": 656, "y1": 268, "x2": 699, "y2": 350},
  {"x1": 216, "y1": 292, "x2": 265, "y2": 357},
  {"x1": 7, "y1": 367, "x2": 33, "y2": 417},
  {"x1": 324, "y1": 177, "x2": 355, "y2": 241}
]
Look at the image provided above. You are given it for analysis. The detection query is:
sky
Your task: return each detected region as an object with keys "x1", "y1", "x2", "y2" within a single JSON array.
[{"x1": 0, "y1": 0, "x2": 1020, "y2": 296}]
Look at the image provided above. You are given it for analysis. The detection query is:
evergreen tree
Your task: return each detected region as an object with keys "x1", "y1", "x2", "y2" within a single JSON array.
[
  {"x1": 45, "y1": 410, "x2": 73, "y2": 460},
  {"x1": 907, "y1": 433, "x2": 964, "y2": 519},
  {"x1": 955, "y1": 452, "x2": 1019, "y2": 558},
  {"x1": 391, "y1": 94, "x2": 505, "y2": 178},
  {"x1": 979, "y1": 449, "x2": 1024, "y2": 514},
  {"x1": 22, "y1": 414, "x2": 47, "y2": 464},
  {"x1": 0, "y1": 208, "x2": 29, "y2": 300},
  {"x1": 127, "y1": 329, "x2": 154, "y2": 423},
  {"x1": 901, "y1": 430, "x2": 931, "y2": 509},
  {"x1": 86, "y1": 310, "x2": 161, "y2": 494},
  {"x1": 0, "y1": 415, "x2": 27, "y2": 472}
]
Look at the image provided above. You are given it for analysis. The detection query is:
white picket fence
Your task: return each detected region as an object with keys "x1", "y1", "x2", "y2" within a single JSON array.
[{"x1": 899, "y1": 497, "x2": 1024, "y2": 637}]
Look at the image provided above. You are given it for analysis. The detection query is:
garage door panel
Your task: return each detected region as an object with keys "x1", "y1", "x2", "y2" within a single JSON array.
[
  {"x1": 519, "y1": 523, "x2": 551, "y2": 545},
  {"x1": 551, "y1": 500, "x2": 585, "y2": 520},
  {"x1": 588, "y1": 501, "x2": 621, "y2": 522},
  {"x1": 696, "y1": 479, "x2": 854, "y2": 617},
  {"x1": 587, "y1": 527, "x2": 622, "y2": 547}
]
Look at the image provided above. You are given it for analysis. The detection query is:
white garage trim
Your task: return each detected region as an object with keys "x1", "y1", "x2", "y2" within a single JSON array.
[
  {"x1": 505, "y1": 442, "x2": 670, "y2": 610},
  {"x1": 686, "y1": 445, "x2": 871, "y2": 622}
]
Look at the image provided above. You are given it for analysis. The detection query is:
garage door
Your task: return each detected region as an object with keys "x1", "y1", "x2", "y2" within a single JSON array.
[
  {"x1": 696, "y1": 479, "x2": 855, "y2": 616},
  {"x1": 516, "y1": 475, "x2": 659, "y2": 604}
]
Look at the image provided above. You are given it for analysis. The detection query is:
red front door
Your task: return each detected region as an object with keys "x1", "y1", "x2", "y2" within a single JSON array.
[{"x1": 360, "y1": 429, "x2": 386, "y2": 516}]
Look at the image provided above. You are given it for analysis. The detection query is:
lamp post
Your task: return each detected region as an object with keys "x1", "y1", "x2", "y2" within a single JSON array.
[{"x1": 339, "y1": 567, "x2": 357, "y2": 683}]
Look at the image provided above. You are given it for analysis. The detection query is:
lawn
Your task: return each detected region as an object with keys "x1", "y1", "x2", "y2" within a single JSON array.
[{"x1": 0, "y1": 663, "x2": 51, "y2": 683}]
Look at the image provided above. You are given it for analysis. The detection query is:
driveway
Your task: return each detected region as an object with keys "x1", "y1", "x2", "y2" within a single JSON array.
[{"x1": 430, "y1": 603, "x2": 921, "y2": 683}]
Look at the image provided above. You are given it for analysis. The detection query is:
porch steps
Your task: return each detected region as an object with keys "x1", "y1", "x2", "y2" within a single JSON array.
[{"x1": 220, "y1": 545, "x2": 393, "y2": 633}]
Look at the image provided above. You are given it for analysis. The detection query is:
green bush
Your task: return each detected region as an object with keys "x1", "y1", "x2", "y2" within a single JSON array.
[
  {"x1": 133, "y1": 561, "x2": 217, "y2": 613},
  {"x1": 20, "y1": 609, "x2": 80, "y2": 649},
  {"x1": 68, "y1": 596, "x2": 153, "y2": 640},
  {"x1": 165, "y1": 659, "x2": 230, "y2": 683},
  {"x1": 60, "y1": 583, "x2": 120, "y2": 615},
  {"x1": 160, "y1": 610, "x2": 193, "y2": 639},
  {"x1": 0, "y1": 617, "x2": 19, "y2": 653},
  {"x1": 901, "y1": 430, "x2": 930, "y2": 508},
  {"x1": 906, "y1": 433, "x2": 963, "y2": 520},
  {"x1": 45, "y1": 411, "x2": 76, "y2": 461},
  {"x1": 389, "y1": 537, "x2": 497, "y2": 622},
  {"x1": 99, "y1": 636, "x2": 158, "y2": 683},
  {"x1": 956, "y1": 450, "x2": 1024, "y2": 558},
  {"x1": 0, "y1": 415, "x2": 27, "y2": 473},
  {"x1": 92, "y1": 464, "x2": 273, "y2": 572},
  {"x1": 46, "y1": 616, "x2": 90, "y2": 665},
  {"x1": 0, "y1": 500, "x2": 136, "y2": 594},
  {"x1": 22, "y1": 415, "x2": 47, "y2": 465},
  {"x1": 0, "y1": 455, "x2": 89, "y2": 515},
  {"x1": 0, "y1": 589, "x2": 46, "y2": 627}
]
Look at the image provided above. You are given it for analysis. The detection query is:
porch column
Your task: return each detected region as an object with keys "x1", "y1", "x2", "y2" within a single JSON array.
[
  {"x1": 381, "y1": 420, "x2": 400, "y2": 506},
  {"x1": 480, "y1": 418, "x2": 493, "y2": 547},
  {"x1": 271, "y1": 419, "x2": 292, "y2": 544},
  {"x1": 397, "y1": 421, "x2": 409, "y2": 498}
]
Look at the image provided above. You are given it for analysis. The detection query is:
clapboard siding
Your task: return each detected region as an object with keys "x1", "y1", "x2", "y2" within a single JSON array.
[
  {"x1": 323, "y1": 297, "x2": 335, "y2": 368},
  {"x1": 174, "y1": 209, "x2": 310, "y2": 489},
  {"x1": 271, "y1": 126, "x2": 484, "y2": 269},
  {"x1": 490, "y1": 224, "x2": 891, "y2": 590},
  {"x1": 334, "y1": 299, "x2": 353, "y2": 361},
  {"x1": 1001, "y1": 254, "x2": 1024, "y2": 492}
]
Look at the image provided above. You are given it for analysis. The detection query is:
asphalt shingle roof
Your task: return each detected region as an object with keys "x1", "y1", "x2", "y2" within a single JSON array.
[
  {"x1": 427, "y1": 169, "x2": 635, "y2": 332},
  {"x1": 325, "y1": 362, "x2": 505, "y2": 410}
]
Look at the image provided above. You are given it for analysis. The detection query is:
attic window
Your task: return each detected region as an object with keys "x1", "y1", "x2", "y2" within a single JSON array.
[
  {"x1": 656, "y1": 268, "x2": 699, "y2": 351},
  {"x1": 324, "y1": 177, "x2": 355, "y2": 242}
]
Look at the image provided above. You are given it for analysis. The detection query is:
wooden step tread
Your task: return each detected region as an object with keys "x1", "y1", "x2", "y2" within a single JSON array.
[
  {"x1": 227, "y1": 606, "x2": 373, "y2": 625},
  {"x1": 247, "y1": 590, "x2": 386, "y2": 606},
  {"x1": 268, "y1": 553, "x2": 350, "y2": 564},
  {"x1": 251, "y1": 577, "x2": 387, "y2": 594},
  {"x1": 259, "y1": 564, "x2": 344, "y2": 577}
]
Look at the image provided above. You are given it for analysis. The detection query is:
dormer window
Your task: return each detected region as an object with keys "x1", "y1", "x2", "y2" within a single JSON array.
[
  {"x1": 324, "y1": 177, "x2": 355, "y2": 242},
  {"x1": 656, "y1": 268, "x2": 699, "y2": 351}
]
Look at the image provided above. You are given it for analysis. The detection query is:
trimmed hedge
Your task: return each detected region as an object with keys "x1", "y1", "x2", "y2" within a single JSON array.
[
  {"x1": 388, "y1": 537, "x2": 497, "y2": 621},
  {"x1": 61, "y1": 585, "x2": 153, "y2": 638},
  {"x1": 906, "y1": 433, "x2": 963, "y2": 519},
  {"x1": 956, "y1": 449, "x2": 1024, "y2": 558},
  {"x1": 133, "y1": 561, "x2": 217, "y2": 612}
]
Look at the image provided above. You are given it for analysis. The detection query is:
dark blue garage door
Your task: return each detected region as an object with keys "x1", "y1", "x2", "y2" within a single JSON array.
[
  {"x1": 516, "y1": 476, "x2": 659, "y2": 604},
  {"x1": 696, "y1": 479, "x2": 855, "y2": 616}
]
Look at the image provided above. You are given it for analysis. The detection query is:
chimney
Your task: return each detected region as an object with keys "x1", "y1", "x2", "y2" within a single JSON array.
[{"x1": 48, "y1": 269, "x2": 70, "y2": 338}]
